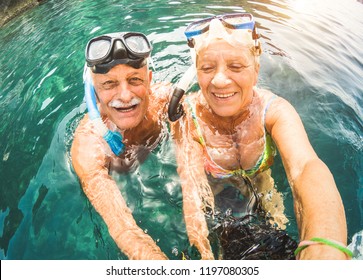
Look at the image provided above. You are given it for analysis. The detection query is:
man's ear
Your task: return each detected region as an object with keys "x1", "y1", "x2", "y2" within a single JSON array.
[{"x1": 149, "y1": 69, "x2": 153, "y2": 82}]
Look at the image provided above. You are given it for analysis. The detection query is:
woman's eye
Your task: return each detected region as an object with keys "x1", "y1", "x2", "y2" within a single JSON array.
[
  {"x1": 229, "y1": 64, "x2": 245, "y2": 71},
  {"x1": 200, "y1": 65, "x2": 214, "y2": 73}
]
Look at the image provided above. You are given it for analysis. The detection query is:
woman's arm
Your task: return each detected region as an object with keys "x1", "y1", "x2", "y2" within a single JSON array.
[
  {"x1": 71, "y1": 119, "x2": 168, "y2": 260},
  {"x1": 266, "y1": 97, "x2": 348, "y2": 259},
  {"x1": 172, "y1": 120, "x2": 215, "y2": 260}
]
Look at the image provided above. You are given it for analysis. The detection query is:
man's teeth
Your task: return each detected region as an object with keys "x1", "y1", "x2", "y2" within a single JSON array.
[
  {"x1": 109, "y1": 98, "x2": 141, "y2": 111},
  {"x1": 117, "y1": 107, "x2": 134, "y2": 112},
  {"x1": 213, "y1": 92, "x2": 236, "y2": 98},
  {"x1": 112, "y1": 104, "x2": 136, "y2": 112},
  {"x1": 113, "y1": 104, "x2": 132, "y2": 109}
]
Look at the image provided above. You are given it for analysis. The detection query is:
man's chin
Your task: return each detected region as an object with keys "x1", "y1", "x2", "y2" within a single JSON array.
[
  {"x1": 113, "y1": 116, "x2": 143, "y2": 131},
  {"x1": 109, "y1": 106, "x2": 145, "y2": 130}
]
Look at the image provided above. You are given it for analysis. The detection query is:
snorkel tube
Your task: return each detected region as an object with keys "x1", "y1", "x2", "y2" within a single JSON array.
[
  {"x1": 168, "y1": 64, "x2": 196, "y2": 122},
  {"x1": 83, "y1": 65, "x2": 125, "y2": 156}
]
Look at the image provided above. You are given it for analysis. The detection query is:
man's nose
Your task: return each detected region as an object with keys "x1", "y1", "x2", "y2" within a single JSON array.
[
  {"x1": 211, "y1": 70, "x2": 232, "y2": 88},
  {"x1": 116, "y1": 82, "x2": 133, "y2": 101}
]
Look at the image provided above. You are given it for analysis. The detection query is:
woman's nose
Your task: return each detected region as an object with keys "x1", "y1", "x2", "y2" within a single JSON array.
[{"x1": 211, "y1": 70, "x2": 232, "y2": 87}]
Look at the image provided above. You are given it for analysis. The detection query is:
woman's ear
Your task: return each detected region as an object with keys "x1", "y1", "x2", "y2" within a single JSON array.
[{"x1": 253, "y1": 61, "x2": 260, "y2": 85}]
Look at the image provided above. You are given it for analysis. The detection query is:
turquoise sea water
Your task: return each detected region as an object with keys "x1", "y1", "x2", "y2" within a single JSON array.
[{"x1": 0, "y1": 0, "x2": 362, "y2": 259}]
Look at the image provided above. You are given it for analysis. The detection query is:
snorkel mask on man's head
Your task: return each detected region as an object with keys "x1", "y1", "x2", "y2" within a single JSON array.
[
  {"x1": 85, "y1": 32, "x2": 152, "y2": 74},
  {"x1": 84, "y1": 31, "x2": 152, "y2": 156},
  {"x1": 168, "y1": 12, "x2": 261, "y2": 122}
]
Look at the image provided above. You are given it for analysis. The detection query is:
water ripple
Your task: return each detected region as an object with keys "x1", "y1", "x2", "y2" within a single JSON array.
[{"x1": 0, "y1": 0, "x2": 362, "y2": 259}]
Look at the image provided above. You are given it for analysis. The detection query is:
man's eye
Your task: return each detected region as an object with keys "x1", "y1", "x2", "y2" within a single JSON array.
[
  {"x1": 102, "y1": 81, "x2": 117, "y2": 89},
  {"x1": 129, "y1": 77, "x2": 143, "y2": 85}
]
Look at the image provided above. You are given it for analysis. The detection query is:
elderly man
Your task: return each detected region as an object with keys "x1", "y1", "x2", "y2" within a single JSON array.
[{"x1": 71, "y1": 32, "x2": 171, "y2": 259}]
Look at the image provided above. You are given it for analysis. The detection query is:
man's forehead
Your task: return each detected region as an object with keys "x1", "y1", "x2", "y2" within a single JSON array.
[{"x1": 92, "y1": 64, "x2": 148, "y2": 78}]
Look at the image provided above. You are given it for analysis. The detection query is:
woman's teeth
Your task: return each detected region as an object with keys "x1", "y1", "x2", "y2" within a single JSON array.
[{"x1": 213, "y1": 92, "x2": 237, "y2": 98}]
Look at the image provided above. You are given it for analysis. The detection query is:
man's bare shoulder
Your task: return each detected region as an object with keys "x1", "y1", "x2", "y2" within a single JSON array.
[
  {"x1": 71, "y1": 115, "x2": 109, "y2": 175},
  {"x1": 72, "y1": 115, "x2": 95, "y2": 143},
  {"x1": 151, "y1": 81, "x2": 172, "y2": 102}
]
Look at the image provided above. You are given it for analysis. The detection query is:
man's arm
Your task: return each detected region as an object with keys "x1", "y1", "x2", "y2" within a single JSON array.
[
  {"x1": 266, "y1": 97, "x2": 348, "y2": 259},
  {"x1": 71, "y1": 119, "x2": 168, "y2": 260}
]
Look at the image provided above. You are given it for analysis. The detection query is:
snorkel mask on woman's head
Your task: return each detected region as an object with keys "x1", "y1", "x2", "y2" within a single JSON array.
[
  {"x1": 167, "y1": 12, "x2": 261, "y2": 122},
  {"x1": 185, "y1": 13, "x2": 261, "y2": 55},
  {"x1": 85, "y1": 32, "x2": 152, "y2": 74}
]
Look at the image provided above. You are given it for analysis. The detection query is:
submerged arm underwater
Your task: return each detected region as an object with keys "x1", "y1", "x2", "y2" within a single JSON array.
[{"x1": 71, "y1": 118, "x2": 168, "y2": 260}]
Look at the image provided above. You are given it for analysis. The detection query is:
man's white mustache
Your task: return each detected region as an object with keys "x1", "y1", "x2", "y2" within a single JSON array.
[{"x1": 108, "y1": 97, "x2": 141, "y2": 108}]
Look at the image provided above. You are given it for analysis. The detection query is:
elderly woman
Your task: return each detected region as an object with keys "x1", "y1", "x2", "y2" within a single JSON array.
[{"x1": 170, "y1": 13, "x2": 349, "y2": 260}]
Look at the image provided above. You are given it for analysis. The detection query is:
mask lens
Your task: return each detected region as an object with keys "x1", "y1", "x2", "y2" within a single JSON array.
[
  {"x1": 188, "y1": 19, "x2": 211, "y2": 32},
  {"x1": 88, "y1": 39, "x2": 111, "y2": 60},
  {"x1": 224, "y1": 14, "x2": 251, "y2": 25},
  {"x1": 185, "y1": 18, "x2": 213, "y2": 38},
  {"x1": 223, "y1": 14, "x2": 254, "y2": 30},
  {"x1": 125, "y1": 35, "x2": 150, "y2": 54}
]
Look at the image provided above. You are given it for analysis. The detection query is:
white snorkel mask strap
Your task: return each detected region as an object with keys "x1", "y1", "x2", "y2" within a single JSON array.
[{"x1": 83, "y1": 64, "x2": 125, "y2": 155}]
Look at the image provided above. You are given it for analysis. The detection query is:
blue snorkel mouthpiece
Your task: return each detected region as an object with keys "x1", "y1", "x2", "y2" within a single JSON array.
[
  {"x1": 103, "y1": 130, "x2": 125, "y2": 156},
  {"x1": 83, "y1": 65, "x2": 125, "y2": 156}
]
